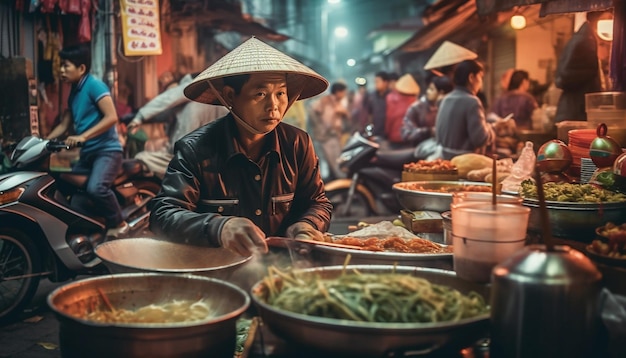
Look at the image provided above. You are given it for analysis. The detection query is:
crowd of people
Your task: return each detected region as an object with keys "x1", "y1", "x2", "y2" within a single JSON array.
[{"x1": 34, "y1": 17, "x2": 611, "y2": 252}]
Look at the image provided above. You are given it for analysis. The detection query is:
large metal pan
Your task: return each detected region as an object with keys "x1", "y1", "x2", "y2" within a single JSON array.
[
  {"x1": 311, "y1": 243, "x2": 452, "y2": 270},
  {"x1": 95, "y1": 237, "x2": 253, "y2": 288},
  {"x1": 251, "y1": 265, "x2": 490, "y2": 357},
  {"x1": 393, "y1": 181, "x2": 492, "y2": 212},
  {"x1": 523, "y1": 199, "x2": 626, "y2": 241}
]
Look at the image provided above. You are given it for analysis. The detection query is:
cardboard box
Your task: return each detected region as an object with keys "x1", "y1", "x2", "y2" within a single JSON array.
[{"x1": 401, "y1": 210, "x2": 443, "y2": 234}]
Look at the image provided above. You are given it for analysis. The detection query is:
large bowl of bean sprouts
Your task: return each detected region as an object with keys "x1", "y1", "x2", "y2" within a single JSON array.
[
  {"x1": 251, "y1": 265, "x2": 490, "y2": 357},
  {"x1": 48, "y1": 273, "x2": 249, "y2": 358}
]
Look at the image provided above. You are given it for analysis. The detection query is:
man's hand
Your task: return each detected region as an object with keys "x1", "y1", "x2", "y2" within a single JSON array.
[
  {"x1": 220, "y1": 218, "x2": 268, "y2": 257},
  {"x1": 286, "y1": 222, "x2": 325, "y2": 242}
]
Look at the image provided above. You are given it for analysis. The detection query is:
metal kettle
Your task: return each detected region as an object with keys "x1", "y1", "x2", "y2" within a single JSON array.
[{"x1": 490, "y1": 244, "x2": 603, "y2": 358}]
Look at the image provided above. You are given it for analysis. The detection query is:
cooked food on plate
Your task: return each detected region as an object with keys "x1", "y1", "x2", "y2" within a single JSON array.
[
  {"x1": 332, "y1": 236, "x2": 452, "y2": 254},
  {"x1": 587, "y1": 222, "x2": 626, "y2": 259},
  {"x1": 324, "y1": 221, "x2": 451, "y2": 254},
  {"x1": 395, "y1": 182, "x2": 492, "y2": 193}
]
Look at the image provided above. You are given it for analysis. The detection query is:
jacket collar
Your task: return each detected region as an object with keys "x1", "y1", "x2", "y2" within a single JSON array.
[{"x1": 223, "y1": 114, "x2": 281, "y2": 165}]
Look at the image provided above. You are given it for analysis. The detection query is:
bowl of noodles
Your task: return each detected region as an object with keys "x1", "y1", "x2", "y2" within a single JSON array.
[
  {"x1": 251, "y1": 265, "x2": 490, "y2": 357},
  {"x1": 48, "y1": 273, "x2": 249, "y2": 358}
]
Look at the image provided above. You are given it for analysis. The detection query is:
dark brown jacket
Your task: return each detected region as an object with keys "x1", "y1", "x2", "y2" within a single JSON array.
[{"x1": 149, "y1": 114, "x2": 332, "y2": 246}]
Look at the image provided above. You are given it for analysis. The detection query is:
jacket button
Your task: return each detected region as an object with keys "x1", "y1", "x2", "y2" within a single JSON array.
[
  {"x1": 218, "y1": 206, "x2": 224, "y2": 213},
  {"x1": 254, "y1": 174, "x2": 261, "y2": 181},
  {"x1": 255, "y1": 209, "x2": 262, "y2": 216}
]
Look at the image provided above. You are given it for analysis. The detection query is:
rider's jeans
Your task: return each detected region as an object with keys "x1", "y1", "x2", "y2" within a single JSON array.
[{"x1": 72, "y1": 150, "x2": 124, "y2": 228}]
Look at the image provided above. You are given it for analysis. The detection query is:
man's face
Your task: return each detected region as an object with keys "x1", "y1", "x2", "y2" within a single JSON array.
[
  {"x1": 374, "y1": 76, "x2": 388, "y2": 92},
  {"x1": 228, "y1": 73, "x2": 289, "y2": 134},
  {"x1": 59, "y1": 59, "x2": 85, "y2": 84},
  {"x1": 468, "y1": 71, "x2": 484, "y2": 95}
]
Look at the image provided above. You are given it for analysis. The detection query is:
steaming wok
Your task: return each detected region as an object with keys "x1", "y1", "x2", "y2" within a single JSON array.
[{"x1": 251, "y1": 265, "x2": 490, "y2": 357}]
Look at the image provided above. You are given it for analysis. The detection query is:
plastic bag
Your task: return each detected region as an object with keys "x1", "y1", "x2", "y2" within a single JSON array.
[
  {"x1": 501, "y1": 141, "x2": 536, "y2": 192},
  {"x1": 599, "y1": 288, "x2": 626, "y2": 358}
]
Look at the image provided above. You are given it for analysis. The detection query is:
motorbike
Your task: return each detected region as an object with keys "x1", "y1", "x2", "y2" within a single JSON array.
[
  {"x1": 0, "y1": 136, "x2": 161, "y2": 321},
  {"x1": 324, "y1": 131, "x2": 428, "y2": 218}
]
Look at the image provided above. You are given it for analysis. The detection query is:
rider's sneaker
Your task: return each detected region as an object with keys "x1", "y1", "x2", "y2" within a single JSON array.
[{"x1": 106, "y1": 222, "x2": 129, "y2": 240}]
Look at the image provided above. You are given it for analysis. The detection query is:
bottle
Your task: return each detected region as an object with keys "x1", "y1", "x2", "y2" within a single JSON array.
[{"x1": 501, "y1": 141, "x2": 536, "y2": 192}]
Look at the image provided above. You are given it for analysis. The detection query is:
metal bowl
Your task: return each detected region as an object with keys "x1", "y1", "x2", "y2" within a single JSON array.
[
  {"x1": 48, "y1": 273, "x2": 250, "y2": 358},
  {"x1": 523, "y1": 199, "x2": 626, "y2": 241},
  {"x1": 311, "y1": 243, "x2": 452, "y2": 270},
  {"x1": 95, "y1": 237, "x2": 251, "y2": 280},
  {"x1": 393, "y1": 181, "x2": 492, "y2": 212},
  {"x1": 251, "y1": 265, "x2": 490, "y2": 357}
]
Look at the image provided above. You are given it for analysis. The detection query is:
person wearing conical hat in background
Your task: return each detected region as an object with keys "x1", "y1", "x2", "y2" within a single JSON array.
[
  {"x1": 148, "y1": 37, "x2": 332, "y2": 257},
  {"x1": 384, "y1": 72, "x2": 421, "y2": 149},
  {"x1": 424, "y1": 41, "x2": 488, "y2": 108},
  {"x1": 434, "y1": 59, "x2": 495, "y2": 160}
]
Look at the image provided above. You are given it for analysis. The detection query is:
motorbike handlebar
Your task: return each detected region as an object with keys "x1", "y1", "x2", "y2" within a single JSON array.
[{"x1": 47, "y1": 140, "x2": 83, "y2": 151}]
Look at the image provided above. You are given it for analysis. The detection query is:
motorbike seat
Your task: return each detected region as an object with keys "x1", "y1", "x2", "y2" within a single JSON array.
[
  {"x1": 59, "y1": 159, "x2": 148, "y2": 189},
  {"x1": 374, "y1": 147, "x2": 416, "y2": 169}
]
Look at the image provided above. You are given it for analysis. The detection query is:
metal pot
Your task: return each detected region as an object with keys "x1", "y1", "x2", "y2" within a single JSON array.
[
  {"x1": 393, "y1": 181, "x2": 492, "y2": 212},
  {"x1": 251, "y1": 265, "x2": 490, "y2": 357},
  {"x1": 523, "y1": 198, "x2": 626, "y2": 240},
  {"x1": 491, "y1": 245, "x2": 602, "y2": 358},
  {"x1": 47, "y1": 273, "x2": 250, "y2": 358}
]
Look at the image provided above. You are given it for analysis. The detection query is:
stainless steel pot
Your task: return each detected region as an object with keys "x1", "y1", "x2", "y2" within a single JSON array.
[
  {"x1": 47, "y1": 273, "x2": 250, "y2": 358},
  {"x1": 523, "y1": 198, "x2": 626, "y2": 240},
  {"x1": 393, "y1": 181, "x2": 492, "y2": 212},
  {"x1": 251, "y1": 265, "x2": 490, "y2": 357},
  {"x1": 491, "y1": 245, "x2": 602, "y2": 358}
]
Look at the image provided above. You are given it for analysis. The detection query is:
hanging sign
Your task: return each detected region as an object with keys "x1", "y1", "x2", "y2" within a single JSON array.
[{"x1": 119, "y1": 0, "x2": 162, "y2": 56}]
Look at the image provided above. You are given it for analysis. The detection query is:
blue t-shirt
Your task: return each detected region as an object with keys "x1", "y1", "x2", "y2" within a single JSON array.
[{"x1": 68, "y1": 74, "x2": 122, "y2": 154}]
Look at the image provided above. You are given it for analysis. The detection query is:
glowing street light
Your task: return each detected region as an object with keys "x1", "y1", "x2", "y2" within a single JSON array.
[
  {"x1": 346, "y1": 58, "x2": 356, "y2": 67},
  {"x1": 334, "y1": 26, "x2": 348, "y2": 38}
]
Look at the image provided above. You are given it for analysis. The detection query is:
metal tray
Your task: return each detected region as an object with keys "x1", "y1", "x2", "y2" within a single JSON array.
[
  {"x1": 251, "y1": 265, "x2": 490, "y2": 357},
  {"x1": 311, "y1": 241, "x2": 452, "y2": 270},
  {"x1": 393, "y1": 181, "x2": 492, "y2": 212}
]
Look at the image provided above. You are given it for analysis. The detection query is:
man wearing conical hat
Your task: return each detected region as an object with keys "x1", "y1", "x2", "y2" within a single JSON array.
[{"x1": 149, "y1": 37, "x2": 332, "y2": 257}]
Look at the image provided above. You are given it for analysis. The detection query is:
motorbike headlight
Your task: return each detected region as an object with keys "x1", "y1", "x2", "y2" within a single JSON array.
[{"x1": 0, "y1": 187, "x2": 25, "y2": 205}]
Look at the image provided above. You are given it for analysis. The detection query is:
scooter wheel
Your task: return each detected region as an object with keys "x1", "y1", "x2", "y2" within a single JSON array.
[{"x1": 0, "y1": 229, "x2": 42, "y2": 323}]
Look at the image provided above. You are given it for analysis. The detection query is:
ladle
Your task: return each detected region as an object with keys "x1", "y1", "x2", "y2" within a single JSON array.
[{"x1": 533, "y1": 166, "x2": 554, "y2": 251}]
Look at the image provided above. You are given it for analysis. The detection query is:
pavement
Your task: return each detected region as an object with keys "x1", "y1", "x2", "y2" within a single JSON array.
[{"x1": 0, "y1": 216, "x2": 396, "y2": 358}]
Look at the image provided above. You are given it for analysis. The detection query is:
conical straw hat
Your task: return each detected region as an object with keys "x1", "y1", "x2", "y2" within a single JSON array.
[
  {"x1": 185, "y1": 37, "x2": 329, "y2": 104},
  {"x1": 395, "y1": 73, "x2": 420, "y2": 95},
  {"x1": 424, "y1": 41, "x2": 478, "y2": 70}
]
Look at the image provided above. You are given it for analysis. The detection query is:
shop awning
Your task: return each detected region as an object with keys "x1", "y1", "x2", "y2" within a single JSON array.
[
  {"x1": 397, "y1": 0, "x2": 519, "y2": 54},
  {"x1": 164, "y1": 0, "x2": 289, "y2": 41},
  {"x1": 476, "y1": 0, "x2": 614, "y2": 16},
  {"x1": 397, "y1": 0, "x2": 477, "y2": 53}
]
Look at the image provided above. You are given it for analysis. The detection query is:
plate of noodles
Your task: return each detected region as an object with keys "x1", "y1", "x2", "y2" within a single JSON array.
[{"x1": 251, "y1": 265, "x2": 490, "y2": 357}]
